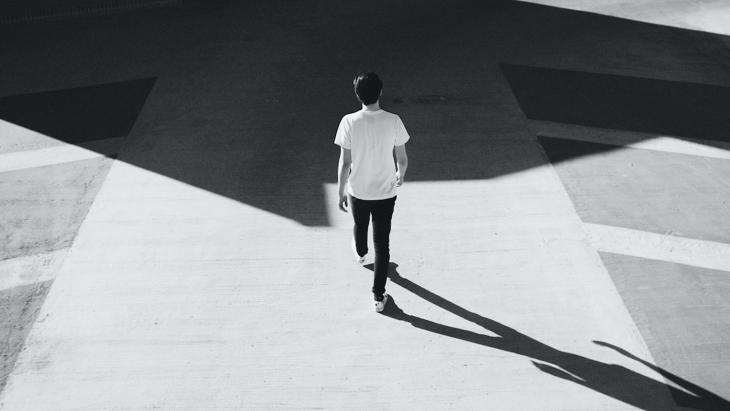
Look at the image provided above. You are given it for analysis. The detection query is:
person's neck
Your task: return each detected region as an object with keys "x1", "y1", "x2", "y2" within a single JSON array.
[{"x1": 362, "y1": 101, "x2": 380, "y2": 111}]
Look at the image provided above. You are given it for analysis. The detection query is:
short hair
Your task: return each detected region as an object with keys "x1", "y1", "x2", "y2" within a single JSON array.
[{"x1": 353, "y1": 72, "x2": 383, "y2": 105}]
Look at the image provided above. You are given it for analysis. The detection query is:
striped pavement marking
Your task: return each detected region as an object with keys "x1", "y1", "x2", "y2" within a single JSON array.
[
  {"x1": 584, "y1": 223, "x2": 730, "y2": 272},
  {"x1": 0, "y1": 120, "x2": 121, "y2": 173},
  {"x1": 529, "y1": 120, "x2": 730, "y2": 160}
]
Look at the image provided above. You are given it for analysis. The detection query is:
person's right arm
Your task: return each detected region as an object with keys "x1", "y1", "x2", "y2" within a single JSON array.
[{"x1": 394, "y1": 144, "x2": 408, "y2": 186}]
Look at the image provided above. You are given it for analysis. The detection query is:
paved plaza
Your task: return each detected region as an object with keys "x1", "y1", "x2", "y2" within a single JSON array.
[{"x1": 0, "y1": 1, "x2": 729, "y2": 409}]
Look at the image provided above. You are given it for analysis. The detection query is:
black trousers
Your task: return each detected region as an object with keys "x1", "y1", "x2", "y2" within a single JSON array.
[{"x1": 349, "y1": 195, "x2": 397, "y2": 298}]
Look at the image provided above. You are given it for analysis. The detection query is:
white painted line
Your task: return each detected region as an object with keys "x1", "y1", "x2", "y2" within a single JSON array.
[
  {"x1": 584, "y1": 223, "x2": 730, "y2": 272},
  {"x1": 515, "y1": 0, "x2": 730, "y2": 36},
  {"x1": 0, "y1": 118, "x2": 65, "y2": 154},
  {"x1": 0, "y1": 119, "x2": 123, "y2": 170},
  {"x1": 629, "y1": 137, "x2": 730, "y2": 160},
  {"x1": 0, "y1": 142, "x2": 110, "y2": 173},
  {"x1": 528, "y1": 120, "x2": 730, "y2": 160}
]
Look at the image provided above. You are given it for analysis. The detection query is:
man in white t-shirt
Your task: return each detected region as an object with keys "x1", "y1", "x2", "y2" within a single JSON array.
[{"x1": 334, "y1": 72, "x2": 410, "y2": 313}]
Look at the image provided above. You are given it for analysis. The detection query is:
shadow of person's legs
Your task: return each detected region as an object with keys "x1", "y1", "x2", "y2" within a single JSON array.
[
  {"x1": 594, "y1": 340, "x2": 730, "y2": 410},
  {"x1": 369, "y1": 263, "x2": 730, "y2": 411}
]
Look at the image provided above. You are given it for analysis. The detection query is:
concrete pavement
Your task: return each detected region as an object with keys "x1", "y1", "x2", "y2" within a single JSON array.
[{"x1": 1, "y1": 1, "x2": 729, "y2": 409}]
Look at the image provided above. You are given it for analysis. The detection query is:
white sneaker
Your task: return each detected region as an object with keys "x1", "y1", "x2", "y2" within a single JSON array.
[
  {"x1": 374, "y1": 294, "x2": 389, "y2": 313},
  {"x1": 351, "y1": 238, "x2": 366, "y2": 264}
]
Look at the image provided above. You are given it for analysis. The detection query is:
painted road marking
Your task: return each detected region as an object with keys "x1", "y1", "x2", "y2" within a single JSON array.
[
  {"x1": 584, "y1": 222, "x2": 730, "y2": 272},
  {"x1": 529, "y1": 120, "x2": 730, "y2": 160},
  {"x1": 0, "y1": 137, "x2": 123, "y2": 173},
  {"x1": 0, "y1": 119, "x2": 124, "y2": 172},
  {"x1": 0, "y1": 144, "x2": 104, "y2": 173}
]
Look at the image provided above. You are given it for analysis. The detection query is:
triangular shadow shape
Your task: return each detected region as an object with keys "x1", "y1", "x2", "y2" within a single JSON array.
[
  {"x1": 0, "y1": 77, "x2": 156, "y2": 145},
  {"x1": 501, "y1": 63, "x2": 730, "y2": 144}
]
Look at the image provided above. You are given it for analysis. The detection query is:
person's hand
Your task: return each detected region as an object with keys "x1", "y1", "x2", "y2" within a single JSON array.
[
  {"x1": 338, "y1": 193, "x2": 348, "y2": 212},
  {"x1": 395, "y1": 171, "x2": 403, "y2": 187}
]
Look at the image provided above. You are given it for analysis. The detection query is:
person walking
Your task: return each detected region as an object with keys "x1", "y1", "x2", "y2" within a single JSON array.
[{"x1": 334, "y1": 72, "x2": 410, "y2": 313}]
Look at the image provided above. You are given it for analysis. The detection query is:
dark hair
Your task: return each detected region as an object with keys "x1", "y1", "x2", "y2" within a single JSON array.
[{"x1": 353, "y1": 72, "x2": 383, "y2": 105}]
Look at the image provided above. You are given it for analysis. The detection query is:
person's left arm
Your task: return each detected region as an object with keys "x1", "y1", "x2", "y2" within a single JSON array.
[{"x1": 337, "y1": 147, "x2": 352, "y2": 212}]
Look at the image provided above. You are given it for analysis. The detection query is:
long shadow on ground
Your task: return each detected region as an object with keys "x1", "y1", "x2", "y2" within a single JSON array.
[
  {"x1": 1, "y1": 0, "x2": 730, "y2": 226},
  {"x1": 365, "y1": 263, "x2": 730, "y2": 410}
]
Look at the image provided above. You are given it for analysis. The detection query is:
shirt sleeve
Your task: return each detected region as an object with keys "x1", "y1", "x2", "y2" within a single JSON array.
[
  {"x1": 394, "y1": 115, "x2": 410, "y2": 146},
  {"x1": 333, "y1": 116, "x2": 351, "y2": 149}
]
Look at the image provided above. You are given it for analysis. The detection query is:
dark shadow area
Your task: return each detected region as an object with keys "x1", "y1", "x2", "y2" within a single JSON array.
[
  {"x1": 538, "y1": 135, "x2": 618, "y2": 164},
  {"x1": 1, "y1": 0, "x2": 729, "y2": 227},
  {"x1": 502, "y1": 63, "x2": 730, "y2": 144},
  {"x1": 0, "y1": 0, "x2": 179, "y2": 24},
  {"x1": 1, "y1": 2, "x2": 728, "y2": 404},
  {"x1": 0, "y1": 78, "x2": 156, "y2": 147},
  {"x1": 366, "y1": 262, "x2": 730, "y2": 410},
  {"x1": 594, "y1": 341, "x2": 730, "y2": 410}
]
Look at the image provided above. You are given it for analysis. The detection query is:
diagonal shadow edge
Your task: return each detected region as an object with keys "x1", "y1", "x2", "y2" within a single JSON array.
[
  {"x1": 0, "y1": 78, "x2": 157, "y2": 146},
  {"x1": 594, "y1": 340, "x2": 730, "y2": 408},
  {"x1": 0, "y1": 77, "x2": 336, "y2": 227},
  {"x1": 4, "y1": 1, "x2": 730, "y2": 227},
  {"x1": 0, "y1": 280, "x2": 54, "y2": 395},
  {"x1": 366, "y1": 262, "x2": 730, "y2": 410},
  {"x1": 4, "y1": 62, "x2": 730, "y2": 228},
  {"x1": 500, "y1": 63, "x2": 730, "y2": 144}
]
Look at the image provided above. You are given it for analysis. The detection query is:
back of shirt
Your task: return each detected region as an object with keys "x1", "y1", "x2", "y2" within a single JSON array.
[{"x1": 334, "y1": 109, "x2": 410, "y2": 200}]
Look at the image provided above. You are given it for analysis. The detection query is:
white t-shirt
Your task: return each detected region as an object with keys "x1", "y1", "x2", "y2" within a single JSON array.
[{"x1": 334, "y1": 108, "x2": 410, "y2": 200}]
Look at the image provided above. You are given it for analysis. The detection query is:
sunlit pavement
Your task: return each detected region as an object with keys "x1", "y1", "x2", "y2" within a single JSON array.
[{"x1": 1, "y1": 1, "x2": 729, "y2": 409}]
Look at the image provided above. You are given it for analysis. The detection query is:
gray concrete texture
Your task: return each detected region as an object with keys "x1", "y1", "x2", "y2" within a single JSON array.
[
  {"x1": 0, "y1": 0, "x2": 729, "y2": 409},
  {"x1": 0, "y1": 157, "x2": 115, "y2": 260}
]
